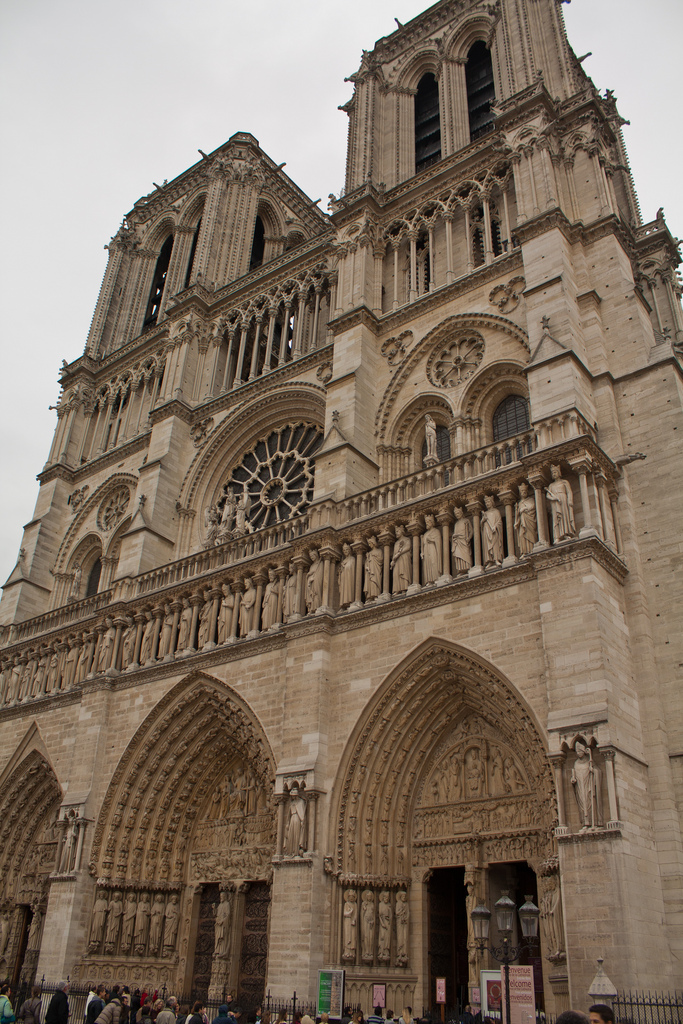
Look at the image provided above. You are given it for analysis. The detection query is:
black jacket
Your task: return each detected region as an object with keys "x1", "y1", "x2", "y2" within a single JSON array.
[{"x1": 46, "y1": 992, "x2": 69, "y2": 1024}]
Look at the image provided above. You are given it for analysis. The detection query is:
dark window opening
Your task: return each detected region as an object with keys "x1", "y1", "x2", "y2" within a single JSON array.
[
  {"x1": 85, "y1": 558, "x2": 102, "y2": 598},
  {"x1": 415, "y1": 73, "x2": 441, "y2": 173},
  {"x1": 491, "y1": 215, "x2": 503, "y2": 257},
  {"x1": 493, "y1": 395, "x2": 532, "y2": 464},
  {"x1": 466, "y1": 41, "x2": 495, "y2": 141},
  {"x1": 144, "y1": 236, "x2": 173, "y2": 327},
  {"x1": 249, "y1": 216, "x2": 265, "y2": 271},
  {"x1": 184, "y1": 219, "x2": 202, "y2": 289},
  {"x1": 472, "y1": 226, "x2": 485, "y2": 268}
]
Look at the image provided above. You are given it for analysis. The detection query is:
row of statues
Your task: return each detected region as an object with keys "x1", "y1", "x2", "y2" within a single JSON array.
[
  {"x1": 428, "y1": 743, "x2": 526, "y2": 805},
  {"x1": 342, "y1": 889, "x2": 409, "y2": 967},
  {"x1": 88, "y1": 889, "x2": 180, "y2": 958},
  {"x1": 208, "y1": 766, "x2": 268, "y2": 820},
  {"x1": 204, "y1": 484, "x2": 253, "y2": 547}
]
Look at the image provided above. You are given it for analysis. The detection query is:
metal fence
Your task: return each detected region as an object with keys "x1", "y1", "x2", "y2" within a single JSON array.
[{"x1": 614, "y1": 991, "x2": 683, "y2": 1024}]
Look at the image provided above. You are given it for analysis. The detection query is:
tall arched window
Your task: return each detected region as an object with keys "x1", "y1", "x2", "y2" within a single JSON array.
[
  {"x1": 249, "y1": 216, "x2": 265, "y2": 270},
  {"x1": 415, "y1": 73, "x2": 441, "y2": 173},
  {"x1": 85, "y1": 558, "x2": 102, "y2": 598},
  {"x1": 466, "y1": 41, "x2": 495, "y2": 141},
  {"x1": 184, "y1": 219, "x2": 202, "y2": 289},
  {"x1": 493, "y1": 395, "x2": 530, "y2": 441},
  {"x1": 144, "y1": 236, "x2": 174, "y2": 327}
]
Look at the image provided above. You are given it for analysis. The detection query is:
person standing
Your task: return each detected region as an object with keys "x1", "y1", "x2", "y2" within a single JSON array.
[
  {"x1": 19, "y1": 986, "x2": 42, "y2": 1024},
  {"x1": 45, "y1": 984, "x2": 69, "y2": 1024},
  {"x1": 86, "y1": 988, "x2": 107, "y2": 1024},
  {"x1": 367, "y1": 1008, "x2": 384, "y2": 1024},
  {"x1": 0, "y1": 986, "x2": 15, "y2": 1024}
]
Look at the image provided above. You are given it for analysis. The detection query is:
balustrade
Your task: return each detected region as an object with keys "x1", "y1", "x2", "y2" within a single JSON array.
[{"x1": 0, "y1": 441, "x2": 623, "y2": 710}]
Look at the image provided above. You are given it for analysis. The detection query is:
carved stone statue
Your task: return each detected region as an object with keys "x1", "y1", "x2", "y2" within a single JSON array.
[
  {"x1": 424, "y1": 413, "x2": 438, "y2": 461},
  {"x1": 391, "y1": 524, "x2": 412, "y2": 593},
  {"x1": 515, "y1": 482, "x2": 537, "y2": 554},
  {"x1": 26, "y1": 906, "x2": 44, "y2": 952},
  {"x1": 197, "y1": 592, "x2": 213, "y2": 648},
  {"x1": 339, "y1": 543, "x2": 355, "y2": 607},
  {"x1": 89, "y1": 889, "x2": 108, "y2": 947},
  {"x1": 0, "y1": 910, "x2": 10, "y2": 954},
  {"x1": 140, "y1": 610, "x2": 156, "y2": 664},
  {"x1": 361, "y1": 889, "x2": 375, "y2": 962},
  {"x1": 395, "y1": 890, "x2": 409, "y2": 965},
  {"x1": 546, "y1": 464, "x2": 576, "y2": 542},
  {"x1": 218, "y1": 584, "x2": 234, "y2": 642},
  {"x1": 283, "y1": 783, "x2": 307, "y2": 855},
  {"x1": 306, "y1": 549, "x2": 324, "y2": 613},
  {"x1": 134, "y1": 891, "x2": 151, "y2": 954},
  {"x1": 451, "y1": 505, "x2": 472, "y2": 572},
  {"x1": 481, "y1": 494, "x2": 503, "y2": 566},
  {"x1": 377, "y1": 890, "x2": 392, "y2": 961},
  {"x1": 162, "y1": 893, "x2": 180, "y2": 955},
  {"x1": 465, "y1": 746, "x2": 485, "y2": 798},
  {"x1": 121, "y1": 618, "x2": 137, "y2": 669},
  {"x1": 104, "y1": 891, "x2": 123, "y2": 950},
  {"x1": 342, "y1": 889, "x2": 357, "y2": 960},
  {"x1": 239, "y1": 576, "x2": 256, "y2": 636},
  {"x1": 204, "y1": 504, "x2": 220, "y2": 547},
  {"x1": 176, "y1": 597, "x2": 193, "y2": 651},
  {"x1": 121, "y1": 891, "x2": 137, "y2": 951},
  {"x1": 220, "y1": 488, "x2": 236, "y2": 534},
  {"x1": 234, "y1": 484, "x2": 252, "y2": 535},
  {"x1": 420, "y1": 514, "x2": 442, "y2": 584},
  {"x1": 214, "y1": 890, "x2": 231, "y2": 957},
  {"x1": 283, "y1": 564, "x2": 297, "y2": 621},
  {"x1": 261, "y1": 569, "x2": 279, "y2": 629},
  {"x1": 158, "y1": 604, "x2": 174, "y2": 658},
  {"x1": 149, "y1": 892, "x2": 165, "y2": 952},
  {"x1": 97, "y1": 618, "x2": 116, "y2": 673},
  {"x1": 364, "y1": 536, "x2": 383, "y2": 600},
  {"x1": 571, "y1": 740, "x2": 602, "y2": 828},
  {"x1": 539, "y1": 869, "x2": 565, "y2": 959},
  {"x1": 70, "y1": 563, "x2": 82, "y2": 599}
]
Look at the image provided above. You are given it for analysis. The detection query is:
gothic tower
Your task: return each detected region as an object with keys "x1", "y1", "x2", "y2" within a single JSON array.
[{"x1": 1, "y1": 0, "x2": 681, "y2": 1011}]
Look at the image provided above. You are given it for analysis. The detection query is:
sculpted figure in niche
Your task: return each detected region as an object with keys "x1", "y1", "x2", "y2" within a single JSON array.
[
  {"x1": 121, "y1": 892, "x2": 137, "y2": 951},
  {"x1": 97, "y1": 618, "x2": 116, "y2": 673},
  {"x1": 338, "y1": 543, "x2": 356, "y2": 607},
  {"x1": 89, "y1": 890, "x2": 108, "y2": 947},
  {"x1": 26, "y1": 906, "x2": 44, "y2": 952},
  {"x1": 284, "y1": 783, "x2": 307, "y2": 855},
  {"x1": 0, "y1": 910, "x2": 10, "y2": 954},
  {"x1": 162, "y1": 894, "x2": 180, "y2": 955},
  {"x1": 149, "y1": 893, "x2": 166, "y2": 953},
  {"x1": 205, "y1": 504, "x2": 220, "y2": 547},
  {"x1": 361, "y1": 889, "x2": 375, "y2": 962},
  {"x1": 421, "y1": 514, "x2": 442, "y2": 584},
  {"x1": 217, "y1": 584, "x2": 234, "y2": 643},
  {"x1": 377, "y1": 891, "x2": 392, "y2": 962},
  {"x1": 75, "y1": 634, "x2": 93, "y2": 684},
  {"x1": 465, "y1": 747, "x2": 485, "y2": 798},
  {"x1": 234, "y1": 485, "x2": 252, "y2": 536},
  {"x1": 490, "y1": 748, "x2": 507, "y2": 794},
  {"x1": 214, "y1": 890, "x2": 231, "y2": 957},
  {"x1": 197, "y1": 592, "x2": 213, "y2": 648},
  {"x1": 571, "y1": 740, "x2": 602, "y2": 828},
  {"x1": 176, "y1": 597, "x2": 193, "y2": 651},
  {"x1": 342, "y1": 889, "x2": 357, "y2": 960},
  {"x1": 395, "y1": 890, "x2": 409, "y2": 966},
  {"x1": 515, "y1": 482, "x2": 537, "y2": 554},
  {"x1": 261, "y1": 569, "x2": 280, "y2": 629},
  {"x1": 283, "y1": 563, "x2": 297, "y2": 621},
  {"x1": 209, "y1": 784, "x2": 223, "y2": 820},
  {"x1": 546, "y1": 464, "x2": 576, "y2": 542},
  {"x1": 391, "y1": 524, "x2": 412, "y2": 593},
  {"x1": 219, "y1": 488, "x2": 236, "y2": 536},
  {"x1": 104, "y1": 891, "x2": 123, "y2": 951},
  {"x1": 158, "y1": 604, "x2": 175, "y2": 658},
  {"x1": 364, "y1": 536, "x2": 383, "y2": 600},
  {"x1": 140, "y1": 610, "x2": 156, "y2": 664},
  {"x1": 539, "y1": 873, "x2": 564, "y2": 957},
  {"x1": 481, "y1": 495, "x2": 503, "y2": 567},
  {"x1": 239, "y1": 577, "x2": 256, "y2": 636},
  {"x1": 121, "y1": 618, "x2": 137, "y2": 669},
  {"x1": 424, "y1": 413, "x2": 438, "y2": 461},
  {"x1": 70, "y1": 563, "x2": 82, "y2": 599},
  {"x1": 452, "y1": 506, "x2": 473, "y2": 574},
  {"x1": 306, "y1": 549, "x2": 324, "y2": 613},
  {"x1": 134, "y1": 891, "x2": 151, "y2": 954},
  {"x1": 503, "y1": 756, "x2": 525, "y2": 793}
]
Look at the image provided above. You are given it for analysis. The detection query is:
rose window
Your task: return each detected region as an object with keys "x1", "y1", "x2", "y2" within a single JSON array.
[
  {"x1": 427, "y1": 333, "x2": 484, "y2": 388},
  {"x1": 97, "y1": 487, "x2": 130, "y2": 531},
  {"x1": 219, "y1": 423, "x2": 323, "y2": 530}
]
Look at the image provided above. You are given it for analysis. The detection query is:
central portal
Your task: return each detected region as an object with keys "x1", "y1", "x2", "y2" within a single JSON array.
[{"x1": 428, "y1": 868, "x2": 469, "y2": 1012}]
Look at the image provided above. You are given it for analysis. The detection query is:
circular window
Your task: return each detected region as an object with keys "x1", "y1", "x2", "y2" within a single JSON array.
[
  {"x1": 427, "y1": 333, "x2": 484, "y2": 388},
  {"x1": 218, "y1": 423, "x2": 323, "y2": 532},
  {"x1": 97, "y1": 487, "x2": 130, "y2": 531}
]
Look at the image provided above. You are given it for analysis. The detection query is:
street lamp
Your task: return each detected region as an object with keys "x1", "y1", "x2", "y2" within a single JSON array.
[{"x1": 470, "y1": 892, "x2": 540, "y2": 1024}]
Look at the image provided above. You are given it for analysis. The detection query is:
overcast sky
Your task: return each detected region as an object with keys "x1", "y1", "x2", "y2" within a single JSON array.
[{"x1": 0, "y1": 0, "x2": 681, "y2": 591}]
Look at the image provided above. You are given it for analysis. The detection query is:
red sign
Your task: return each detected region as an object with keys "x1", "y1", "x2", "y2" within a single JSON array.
[{"x1": 436, "y1": 979, "x2": 446, "y2": 1004}]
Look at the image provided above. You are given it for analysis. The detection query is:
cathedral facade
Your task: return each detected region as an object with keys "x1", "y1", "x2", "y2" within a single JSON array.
[{"x1": 1, "y1": 0, "x2": 681, "y2": 1011}]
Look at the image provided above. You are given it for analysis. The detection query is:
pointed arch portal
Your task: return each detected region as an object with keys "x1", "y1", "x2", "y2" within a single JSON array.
[{"x1": 330, "y1": 639, "x2": 557, "y2": 1011}]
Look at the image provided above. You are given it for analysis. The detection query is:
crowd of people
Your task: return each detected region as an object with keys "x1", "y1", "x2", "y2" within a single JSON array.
[{"x1": 0, "y1": 983, "x2": 620, "y2": 1024}]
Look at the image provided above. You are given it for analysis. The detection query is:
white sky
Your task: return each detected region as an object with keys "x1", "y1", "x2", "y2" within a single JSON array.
[{"x1": 0, "y1": 0, "x2": 681, "y2": 590}]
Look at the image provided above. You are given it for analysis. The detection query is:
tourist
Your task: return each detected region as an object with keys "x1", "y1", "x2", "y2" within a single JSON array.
[
  {"x1": 94, "y1": 995, "x2": 122, "y2": 1024},
  {"x1": 18, "y1": 986, "x2": 42, "y2": 1024},
  {"x1": 45, "y1": 984, "x2": 69, "y2": 1024},
  {"x1": 589, "y1": 1008, "x2": 614, "y2": 1024},
  {"x1": 86, "y1": 987, "x2": 106, "y2": 1024},
  {"x1": 0, "y1": 986, "x2": 16, "y2": 1024}
]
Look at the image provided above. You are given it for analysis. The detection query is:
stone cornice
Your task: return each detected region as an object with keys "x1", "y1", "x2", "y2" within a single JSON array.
[
  {"x1": 148, "y1": 399, "x2": 194, "y2": 427},
  {"x1": 39, "y1": 432, "x2": 151, "y2": 486},
  {"x1": 328, "y1": 306, "x2": 381, "y2": 336}
]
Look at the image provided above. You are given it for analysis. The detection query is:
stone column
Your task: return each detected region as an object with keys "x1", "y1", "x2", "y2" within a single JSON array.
[
  {"x1": 291, "y1": 553, "x2": 307, "y2": 621},
  {"x1": 378, "y1": 528, "x2": 393, "y2": 601},
  {"x1": 548, "y1": 753, "x2": 569, "y2": 835},
  {"x1": 187, "y1": 594, "x2": 203, "y2": 651},
  {"x1": 407, "y1": 518, "x2": 422, "y2": 594},
  {"x1": 600, "y1": 748, "x2": 622, "y2": 828},
  {"x1": 608, "y1": 484, "x2": 623, "y2": 556},
  {"x1": 350, "y1": 538, "x2": 366, "y2": 610},
  {"x1": 205, "y1": 587, "x2": 222, "y2": 649},
  {"x1": 436, "y1": 508, "x2": 453, "y2": 585},
  {"x1": 229, "y1": 581, "x2": 243, "y2": 641},
  {"x1": 499, "y1": 489, "x2": 518, "y2": 567},
  {"x1": 249, "y1": 570, "x2": 266, "y2": 638},
  {"x1": 569, "y1": 457, "x2": 598, "y2": 538},
  {"x1": 467, "y1": 501, "x2": 484, "y2": 576},
  {"x1": 529, "y1": 471, "x2": 550, "y2": 548},
  {"x1": 150, "y1": 606, "x2": 164, "y2": 662},
  {"x1": 319, "y1": 543, "x2": 339, "y2": 614}
]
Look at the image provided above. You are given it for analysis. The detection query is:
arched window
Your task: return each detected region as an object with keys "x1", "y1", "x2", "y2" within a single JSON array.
[
  {"x1": 184, "y1": 219, "x2": 202, "y2": 289},
  {"x1": 85, "y1": 558, "x2": 102, "y2": 598},
  {"x1": 422, "y1": 425, "x2": 451, "y2": 464},
  {"x1": 415, "y1": 73, "x2": 441, "y2": 173},
  {"x1": 493, "y1": 395, "x2": 530, "y2": 441},
  {"x1": 466, "y1": 41, "x2": 495, "y2": 141},
  {"x1": 144, "y1": 236, "x2": 173, "y2": 327},
  {"x1": 249, "y1": 216, "x2": 265, "y2": 270}
]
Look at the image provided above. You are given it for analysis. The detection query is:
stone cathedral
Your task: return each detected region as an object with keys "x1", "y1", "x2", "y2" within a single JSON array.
[{"x1": 1, "y1": 0, "x2": 681, "y2": 1012}]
